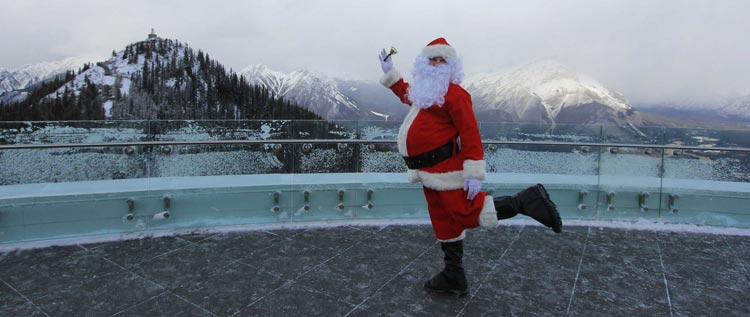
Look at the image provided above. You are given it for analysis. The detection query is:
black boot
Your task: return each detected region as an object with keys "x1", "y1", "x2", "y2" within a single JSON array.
[
  {"x1": 424, "y1": 240, "x2": 468, "y2": 296},
  {"x1": 493, "y1": 184, "x2": 562, "y2": 233}
]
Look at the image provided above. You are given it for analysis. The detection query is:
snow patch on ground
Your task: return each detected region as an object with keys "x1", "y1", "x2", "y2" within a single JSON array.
[{"x1": 3, "y1": 217, "x2": 750, "y2": 252}]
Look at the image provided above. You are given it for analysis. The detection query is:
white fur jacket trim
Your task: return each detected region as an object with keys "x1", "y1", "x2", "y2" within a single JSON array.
[{"x1": 417, "y1": 170, "x2": 464, "y2": 191}]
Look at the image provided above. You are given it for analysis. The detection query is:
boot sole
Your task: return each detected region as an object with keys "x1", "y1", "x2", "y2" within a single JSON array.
[
  {"x1": 533, "y1": 184, "x2": 563, "y2": 233},
  {"x1": 424, "y1": 284, "x2": 469, "y2": 296}
]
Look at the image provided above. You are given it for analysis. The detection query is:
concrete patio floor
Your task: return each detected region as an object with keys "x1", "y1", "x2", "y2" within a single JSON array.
[{"x1": 2, "y1": 224, "x2": 750, "y2": 316}]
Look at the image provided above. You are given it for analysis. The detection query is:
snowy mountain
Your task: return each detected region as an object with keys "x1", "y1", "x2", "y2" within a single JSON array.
[
  {"x1": 335, "y1": 60, "x2": 649, "y2": 125},
  {"x1": 239, "y1": 64, "x2": 387, "y2": 121},
  {"x1": 463, "y1": 60, "x2": 644, "y2": 126},
  {"x1": 337, "y1": 79, "x2": 408, "y2": 121},
  {"x1": 718, "y1": 95, "x2": 750, "y2": 120},
  {"x1": 635, "y1": 94, "x2": 750, "y2": 125},
  {"x1": 0, "y1": 57, "x2": 91, "y2": 95},
  {"x1": 45, "y1": 50, "x2": 147, "y2": 117},
  {"x1": 1, "y1": 32, "x2": 316, "y2": 122}
]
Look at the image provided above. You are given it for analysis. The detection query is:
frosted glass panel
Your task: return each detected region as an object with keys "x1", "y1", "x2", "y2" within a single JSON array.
[
  {"x1": 357, "y1": 121, "x2": 404, "y2": 173},
  {"x1": 480, "y1": 122, "x2": 601, "y2": 176},
  {"x1": 0, "y1": 146, "x2": 147, "y2": 185},
  {"x1": 0, "y1": 121, "x2": 149, "y2": 144}
]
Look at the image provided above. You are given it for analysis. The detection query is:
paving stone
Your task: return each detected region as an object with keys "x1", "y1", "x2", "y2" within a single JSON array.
[
  {"x1": 288, "y1": 226, "x2": 374, "y2": 253},
  {"x1": 85, "y1": 236, "x2": 192, "y2": 269},
  {"x1": 0, "y1": 281, "x2": 47, "y2": 317},
  {"x1": 239, "y1": 239, "x2": 339, "y2": 280},
  {"x1": 237, "y1": 281, "x2": 356, "y2": 316},
  {"x1": 112, "y1": 292, "x2": 213, "y2": 317}
]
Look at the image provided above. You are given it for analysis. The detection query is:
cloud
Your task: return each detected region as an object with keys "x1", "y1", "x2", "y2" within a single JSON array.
[{"x1": 1, "y1": 0, "x2": 748, "y2": 103}]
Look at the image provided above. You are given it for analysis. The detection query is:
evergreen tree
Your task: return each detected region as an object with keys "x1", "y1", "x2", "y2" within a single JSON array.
[{"x1": 2, "y1": 38, "x2": 322, "y2": 122}]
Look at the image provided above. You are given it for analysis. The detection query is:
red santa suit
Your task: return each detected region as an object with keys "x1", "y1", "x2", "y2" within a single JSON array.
[{"x1": 380, "y1": 38, "x2": 496, "y2": 242}]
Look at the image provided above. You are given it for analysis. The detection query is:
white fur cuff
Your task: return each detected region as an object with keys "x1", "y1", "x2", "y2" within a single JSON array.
[
  {"x1": 478, "y1": 196, "x2": 497, "y2": 229},
  {"x1": 438, "y1": 230, "x2": 465, "y2": 242},
  {"x1": 463, "y1": 160, "x2": 486, "y2": 180},
  {"x1": 380, "y1": 69, "x2": 402, "y2": 88}
]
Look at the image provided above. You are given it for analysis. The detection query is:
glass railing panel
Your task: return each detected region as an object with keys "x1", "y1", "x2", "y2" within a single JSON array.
[
  {"x1": 480, "y1": 122, "x2": 602, "y2": 221},
  {"x1": 147, "y1": 120, "x2": 294, "y2": 228},
  {"x1": 0, "y1": 121, "x2": 150, "y2": 242},
  {"x1": 4, "y1": 120, "x2": 750, "y2": 244},
  {"x1": 357, "y1": 120, "x2": 403, "y2": 174},
  {"x1": 356, "y1": 121, "x2": 424, "y2": 221},
  {"x1": 289, "y1": 120, "x2": 357, "y2": 174},
  {"x1": 0, "y1": 145, "x2": 148, "y2": 185},
  {"x1": 597, "y1": 125, "x2": 665, "y2": 220},
  {"x1": 596, "y1": 145, "x2": 665, "y2": 221},
  {"x1": 0, "y1": 145, "x2": 155, "y2": 242},
  {"x1": 146, "y1": 119, "x2": 292, "y2": 177},
  {"x1": 659, "y1": 144, "x2": 750, "y2": 227},
  {"x1": 0, "y1": 121, "x2": 151, "y2": 186},
  {"x1": 287, "y1": 120, "x2": 359, "y2": 223}
]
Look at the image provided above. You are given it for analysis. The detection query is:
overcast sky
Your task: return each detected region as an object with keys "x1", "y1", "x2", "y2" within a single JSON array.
[{"x1": 1, "y1": 0, "x2": 749, "y2": 104}]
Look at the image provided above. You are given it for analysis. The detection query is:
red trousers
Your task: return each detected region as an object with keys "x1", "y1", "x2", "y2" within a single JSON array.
[{"x1": 423, "y1": 187, "x2": 488, "y2": 241}]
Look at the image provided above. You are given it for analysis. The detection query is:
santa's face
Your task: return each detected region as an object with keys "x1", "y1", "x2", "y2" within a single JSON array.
[{"x1": 428, "y1": 56, "x2": 447, "y2": 66}]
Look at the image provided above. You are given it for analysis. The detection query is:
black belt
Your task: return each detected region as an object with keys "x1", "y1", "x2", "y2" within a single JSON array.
[{"x1": 403, "y1": 141, "x2": 454, "y2": 169}]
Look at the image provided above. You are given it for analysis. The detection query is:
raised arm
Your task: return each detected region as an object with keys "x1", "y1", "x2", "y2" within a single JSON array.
[{"x1": 378, "y1": 48, "x2": 411, "y2": 106}]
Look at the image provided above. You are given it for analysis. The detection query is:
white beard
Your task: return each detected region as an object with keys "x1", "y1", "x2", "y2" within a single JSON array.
[{"x1": 407, "y1": 55, "x2": 452, "y2": 109}]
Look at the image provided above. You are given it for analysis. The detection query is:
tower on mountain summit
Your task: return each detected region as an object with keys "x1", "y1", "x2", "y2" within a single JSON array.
[{"x1": 148, "y1": 28, "x2": 158, "y2": 40}]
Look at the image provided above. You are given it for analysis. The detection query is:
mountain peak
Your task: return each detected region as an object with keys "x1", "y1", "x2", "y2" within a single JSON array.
[
  {"x1": 239, "y1": 64, "x2": 368, "y2": 120},
  {"x1": 1, "y1": 56, "x2": 94, "y2": 96},
  {"x1": 464, "y1": 59, "x2": 638, "y2": 125}
]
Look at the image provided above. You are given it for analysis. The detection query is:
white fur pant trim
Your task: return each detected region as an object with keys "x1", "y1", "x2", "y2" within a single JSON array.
[
  {"x1": 478, "y1": 196, "x2": 497, "y2": 229},
  {"x1": 438, "y1": 230, "x2": 465, "y2": 242}
]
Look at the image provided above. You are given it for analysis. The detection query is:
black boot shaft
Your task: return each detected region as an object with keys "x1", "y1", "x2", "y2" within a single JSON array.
[
  {"x1": 494, "y1": 195, "x2": 521, "y2": 220},
  {"x1": 441, "y1": 240, "x2": 465, "y2": 274},
  {"x1": 424, "y1": 240, "x2": 468, "y2": 295}
]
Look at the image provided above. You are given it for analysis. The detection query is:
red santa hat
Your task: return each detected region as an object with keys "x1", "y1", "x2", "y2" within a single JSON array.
[{"x1": 421, "y1": 37, "x2": 457, "y2": 60}]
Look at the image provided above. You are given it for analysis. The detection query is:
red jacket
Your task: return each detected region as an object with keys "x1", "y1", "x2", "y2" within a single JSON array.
[{"x1": 382, "y1": 71, "x2": 486, "y2": 191}]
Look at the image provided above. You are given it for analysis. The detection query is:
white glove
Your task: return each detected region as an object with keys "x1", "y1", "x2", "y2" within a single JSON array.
[
  {"x1": 464, "y1": 178, "x2": 482, "y2": 200},
  {"x1": 379, "y1": 48, "x2": 393, "y2": 74}
]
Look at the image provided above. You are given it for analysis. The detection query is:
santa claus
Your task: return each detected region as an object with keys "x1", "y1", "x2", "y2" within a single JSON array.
[{"x1": 379, "y1": 37, "x2": 563, "y2": 296}]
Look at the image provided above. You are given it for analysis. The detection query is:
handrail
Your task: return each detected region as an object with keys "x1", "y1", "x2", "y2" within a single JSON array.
[{"x1": 1, "y1": 139, "x2": 749, "y2": 152}]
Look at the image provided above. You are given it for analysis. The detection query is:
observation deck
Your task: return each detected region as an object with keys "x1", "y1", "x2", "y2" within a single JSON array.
[{"x1": 1, "y1": 120, "x2": 749, "y2": 316}]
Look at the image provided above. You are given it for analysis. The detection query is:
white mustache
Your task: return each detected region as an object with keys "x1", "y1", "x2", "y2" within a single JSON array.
[{"x1": 408, "y1": 57, "x2": 452, "y2": 108}]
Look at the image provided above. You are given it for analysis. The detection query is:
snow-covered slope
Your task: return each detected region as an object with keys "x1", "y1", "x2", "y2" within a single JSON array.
[
  {"x1": 337, "y1": 79, "x2": 408, "y2": 121},
  {"x1": 0, "y1": 57, "x2": 91, "y2": 95},
  {"x1": 241, "y1": 60, "x2": 647, "y2": 124},
  {"x1": 49, "y1": 52, "x2": 145, "y2": 99},
  {"x1": 240, "y1": 64, "x2": 376, "y2": 121},
  {"x1": 44, "y1": 37, "x2": 195, "y2": 117},
  {"x1": 718, "y1": 95, "x2": 750, "y2": 120},
  {"x1": 463, "y1": 60, "x2": 643, "y2": 125}
]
